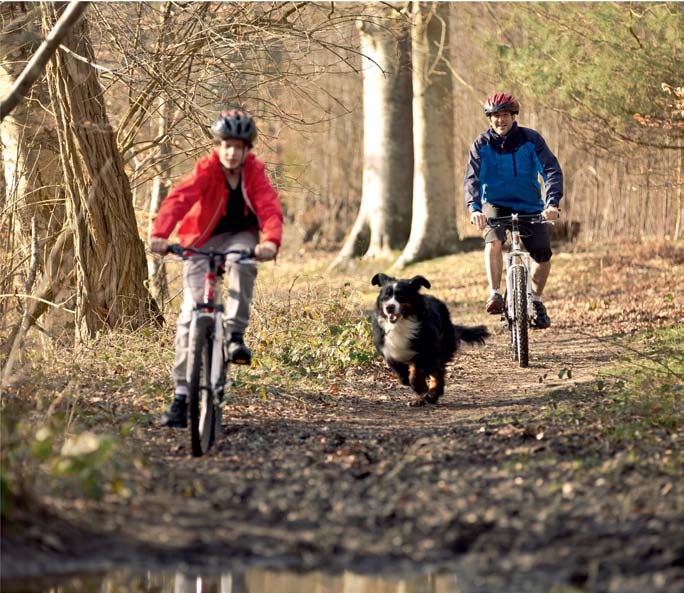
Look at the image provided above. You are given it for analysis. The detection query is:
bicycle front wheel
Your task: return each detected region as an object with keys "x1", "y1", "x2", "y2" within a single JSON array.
[
  {"x1": 511, "y1": 266, "x2": 529, "y2": 368},
  {"x1": 188, "y1": 317, "x2": 215, "y2": 457}
]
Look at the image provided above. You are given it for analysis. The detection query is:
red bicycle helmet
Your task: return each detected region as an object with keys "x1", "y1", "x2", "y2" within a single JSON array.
[
  {"x1": 211, "y1": 109, "x2": 257, "y2": 146},
  {"x1": 484, "y1": 92, "x2": 520, "y2": 116}
]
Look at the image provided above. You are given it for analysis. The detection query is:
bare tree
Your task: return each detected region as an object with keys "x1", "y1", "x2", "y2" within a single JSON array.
[
  {"x1": 41, "y1": 2, "x2": 159, "y2": 341},
  {"x1": 0, "y1": 0, "x2": 88, "y2": 122},
  {"x1": 1, "y1": 2, "x2": 73, "y2": 376},
  {"x1": 395, "y1": 2, "x2": 459, "y2": 269},
  {"x1": 332, "y1": 8, "x2": 413, "y2": 267}
]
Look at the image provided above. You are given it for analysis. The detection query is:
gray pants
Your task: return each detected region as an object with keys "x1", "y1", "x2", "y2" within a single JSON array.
[{"x1": 173, "y1": 230, "x2": 258, "y2": 395}]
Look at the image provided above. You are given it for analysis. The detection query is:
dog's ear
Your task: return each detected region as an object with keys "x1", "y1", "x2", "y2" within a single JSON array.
[
  {"x1": 371, "y1": 273, "x2": 393, "y2": 287},
  {"x1": 410, "y1": 275, "x2": 431, "y2": 290}
]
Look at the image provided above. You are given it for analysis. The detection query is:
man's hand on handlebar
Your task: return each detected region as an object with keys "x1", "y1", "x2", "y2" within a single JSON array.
[
  {"x1": 254, "y1": 241, "x2": 277, "y2": 261},
  {"x1": 542, "y1": 205, "x2": 560, "y2": 222},
  {"x1": 150, "y1": 236, "x2": 169, "y2": 255},
  {"x1": 470, "y1": 211, "x2": 488, "y2": 232}
]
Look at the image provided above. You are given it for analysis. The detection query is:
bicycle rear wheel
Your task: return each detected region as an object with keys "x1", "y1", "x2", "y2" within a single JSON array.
[
  {"x1": 188, "y1": 317, "x2": 215, "y2": 457},
  {"x1": 511, "y1": 266, "x2": 529, "y2": 368}
]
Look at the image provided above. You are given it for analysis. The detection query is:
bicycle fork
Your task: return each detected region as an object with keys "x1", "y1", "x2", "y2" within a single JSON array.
[
  {"x1": 187, "y1": 310, "x2": 226, "y2": 398},
  {"x1": 504, "y1": 230, "x2": 533, "y2": 324},
  {"x1": 506, "y1": 251, "x2": 533, "y2": 323}
]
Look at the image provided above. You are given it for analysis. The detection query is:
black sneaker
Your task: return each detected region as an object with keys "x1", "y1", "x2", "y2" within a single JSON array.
[
  {"x1": 160, "y1": 396, "x2": 187, "y2": 428},
  {"x1": 227, "y1": 333, "x2": 252, "y2": 365},
  {"x1": 531, "y1": 301, "x2": 551, "y2": 329},
  {"x1": 486, "y1": 292, "x2": 505, "y2": 315}
]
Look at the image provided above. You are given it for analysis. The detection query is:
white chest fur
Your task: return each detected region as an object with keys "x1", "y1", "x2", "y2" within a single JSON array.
[{"x1": 378, "y1": 316, "x2": 419, "y2": 362}]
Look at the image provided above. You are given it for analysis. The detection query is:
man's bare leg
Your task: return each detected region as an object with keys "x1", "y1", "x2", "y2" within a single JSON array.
[
  {"x1": 531, "y1": 259, "x2": 551, "y2": 298},
  {"x1": 485, "y1": 241, "x2": 503, "y2": 292}
]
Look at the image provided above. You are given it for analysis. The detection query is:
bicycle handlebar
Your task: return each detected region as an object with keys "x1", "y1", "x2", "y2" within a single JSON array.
[
  {"x1": 166, "y1": 243, "x2": 255, "y2": 260},
  {"x1": 486, "y1": 213, "x2": 548, "y2": 228}
]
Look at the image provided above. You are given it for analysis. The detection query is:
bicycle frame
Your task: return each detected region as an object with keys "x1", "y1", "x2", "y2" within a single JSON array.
[{"x1": 187, "y1": 255, "x2": 226, "y2": 402}]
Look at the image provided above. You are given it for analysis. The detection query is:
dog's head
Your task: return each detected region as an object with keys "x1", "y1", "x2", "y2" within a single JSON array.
[{"x1": 371, "y1": 273, "x2": 431, "y2": 324}]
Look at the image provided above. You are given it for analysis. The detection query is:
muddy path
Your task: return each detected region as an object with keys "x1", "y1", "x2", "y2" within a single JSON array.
[{"x1": 3, "y1": 243, "x2": 683, "y2": 593}]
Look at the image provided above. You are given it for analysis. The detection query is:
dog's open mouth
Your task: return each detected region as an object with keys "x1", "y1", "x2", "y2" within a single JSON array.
[
  {"x1": 385, "y1": 306, "x2": 410, "y2": 323},
  {"x1": 387, "y1": 312, "x2": 400, "y2": 323}
]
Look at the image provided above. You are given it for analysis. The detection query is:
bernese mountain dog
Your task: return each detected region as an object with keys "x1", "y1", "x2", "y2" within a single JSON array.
[{"x1": 371, "y1": 273, "x2": 489, "y2": 407}]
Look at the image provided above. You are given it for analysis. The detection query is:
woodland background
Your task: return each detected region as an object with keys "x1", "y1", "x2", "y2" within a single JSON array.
[{"x1": 0, "y1": 0, "x2": 682, "y2": 377}]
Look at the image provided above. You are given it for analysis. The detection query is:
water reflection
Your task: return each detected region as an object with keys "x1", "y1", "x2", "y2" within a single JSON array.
[{"x1": 2, "y1": 567, "x2": 462, "y2": 593}]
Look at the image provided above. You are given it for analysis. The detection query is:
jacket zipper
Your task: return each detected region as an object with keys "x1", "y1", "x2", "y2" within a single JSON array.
[
  {"x1": 192, "y1": 182, "x2": 225, "y2": 247},
  {"x1": 512, "y1": 152, "x2": 517, "y2": 177}
]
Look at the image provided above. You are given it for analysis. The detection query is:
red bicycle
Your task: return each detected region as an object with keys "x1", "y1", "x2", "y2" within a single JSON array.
[{"x1": 167, "y1": 243, "x2": 255, "y2": 456}]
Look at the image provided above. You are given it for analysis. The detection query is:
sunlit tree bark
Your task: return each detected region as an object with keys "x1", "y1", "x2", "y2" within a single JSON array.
[
  {"x1": 147, "y1": 96, "x2": 170, "y2": 307},
  {"x1": 41, "y1": 2, "x2": 159, "y2": 341},
  {"x1": 395, "y1": 2, "x2": 459, "y2": 269},
  {"x1": 0, "y1": 3, "x2": 66, "y2": 258},
  {"x1": 332, "y1": 9, "x2": 413, "y2": 267}
]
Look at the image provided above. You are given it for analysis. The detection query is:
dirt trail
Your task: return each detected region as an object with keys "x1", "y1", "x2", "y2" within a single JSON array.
[
  {"x1": 5, "y1": 323, "x2": 682, "y2": 593},
  {"x1": 3, "y1": 244, "x2": 683, "y2": 593}
]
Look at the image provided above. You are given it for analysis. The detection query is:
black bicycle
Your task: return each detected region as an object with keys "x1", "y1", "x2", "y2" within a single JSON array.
[
  {"x1": 486, "y1": 213, "x2": 551, "y2": 368},
  {"x1": 167, "y1": 243, "x2": 255, "y2": 457}
]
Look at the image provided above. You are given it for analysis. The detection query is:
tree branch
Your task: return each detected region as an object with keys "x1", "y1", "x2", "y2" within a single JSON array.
[{"x1": 0, "y1": 0, "x2": 89, "y2": 122}]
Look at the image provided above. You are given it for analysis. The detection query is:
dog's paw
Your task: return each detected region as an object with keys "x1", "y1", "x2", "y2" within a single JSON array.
[
  {"x1": 408, "y1": 396, "x2": 428, "y2": 407},
  {"x1": 424, "y1": 391, "x2": 441, "y2": 405}
]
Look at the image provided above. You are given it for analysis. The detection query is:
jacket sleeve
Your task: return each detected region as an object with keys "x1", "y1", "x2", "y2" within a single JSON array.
[
  {"x1": 531, "y1": 133, "x2": 564, "y2": 208},
  {"x1": 151, "y1": 164, "x2": 208, "y2": 239},
  {"x1": 463, "y1": 140, "x2": 483, "y2": 213},
  {"x1": 251, "y1": 162, "x2": 284, "y2": 249}
]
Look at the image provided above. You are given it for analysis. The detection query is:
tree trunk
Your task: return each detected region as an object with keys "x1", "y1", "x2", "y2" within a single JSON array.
[
  {"x1": 332, "y1": 10, "x2": 413, "y2": 268},
  {"x1": 147, "y1": 95, "x2": 170, "y2": 308},
  {"x1": 0, "y1": 2, "x2": 66, "y2": 258},
  {"x1": 394, "y1": 2, "x2": 459, "y2": 269},
  {"x1": 41, "y1": 2, "x2": 159, "y2": 341},
  {"x1": 0, "y1": 2, "x2": 74, "y2": 372}
]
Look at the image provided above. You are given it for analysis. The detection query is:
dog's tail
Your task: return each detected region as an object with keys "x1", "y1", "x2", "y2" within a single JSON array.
[{"x1": 454, "y1": 324, "x2": 490, "y2": 346}]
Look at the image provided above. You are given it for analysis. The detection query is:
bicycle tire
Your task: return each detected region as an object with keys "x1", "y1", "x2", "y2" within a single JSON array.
[
  {"x1": 504, "y1": 289, "x2": 517, "y2": 362},
  {"x1": 512, "y1": 266, "x2": 529, "y2": 368},
  {"x1": 188, "y1": 316, "x2": 215, "y2": 457}
]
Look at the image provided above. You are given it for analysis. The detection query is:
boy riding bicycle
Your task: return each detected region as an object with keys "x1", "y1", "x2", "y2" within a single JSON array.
[
  {"x1": 464, "y1": 92, "x2": 563, "y2": 329},
  {"x1": 150, "y1": 109, "x2": 283, "y2": 427}
]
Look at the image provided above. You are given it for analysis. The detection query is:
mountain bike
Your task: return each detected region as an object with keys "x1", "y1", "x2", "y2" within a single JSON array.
[
  {"x1": 486, "y1": 213, "x2": 550, "y2": 368},
  {"x1": 167, "y1": 243, "x2": 255, "y2": 457}
]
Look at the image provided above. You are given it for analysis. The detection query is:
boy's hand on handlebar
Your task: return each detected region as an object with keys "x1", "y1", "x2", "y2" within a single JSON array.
[
  {"x1": 255, "y1": 241, "x2": 277, "y2": 261},
  {"x1": 150, "y1": 237, "x2": 169, "y2": 255},
  {"x1": 470, "y1": 211, "x2": 488, "y2": 231},
  {"x1": 542, "y1": 206, "x2": 560, "y2": 221}
]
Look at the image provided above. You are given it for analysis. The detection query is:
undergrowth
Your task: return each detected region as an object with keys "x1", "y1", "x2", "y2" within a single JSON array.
[
  {"x1": 540, "y1": 325, "x2": 683, "y2": 475},
  {"x1": 0, "y1": 277, "x2": 378, "y2": 515}
]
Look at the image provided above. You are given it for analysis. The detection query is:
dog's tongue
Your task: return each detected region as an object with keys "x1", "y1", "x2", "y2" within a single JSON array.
[{"x1": 388, "y1": 313, "x2": 399, "y2": 323}]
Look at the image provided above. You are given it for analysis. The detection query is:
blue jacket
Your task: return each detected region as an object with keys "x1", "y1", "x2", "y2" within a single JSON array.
[{"x1": 464, "y1": 122, "x2": 563, "y2": 213}]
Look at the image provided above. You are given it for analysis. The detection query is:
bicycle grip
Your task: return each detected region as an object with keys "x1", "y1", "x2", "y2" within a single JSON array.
[{"x1": 166, "y1": 243, "x2": 184, "y2": 256}]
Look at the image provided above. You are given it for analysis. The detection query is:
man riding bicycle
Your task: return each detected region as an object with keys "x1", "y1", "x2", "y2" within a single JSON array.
[
  {"x1": 150, "y1": 109, "x2": 283, "y2": 427},
  {"x1": 464, "y1": 92, "x2": 563, "y2": 329}
]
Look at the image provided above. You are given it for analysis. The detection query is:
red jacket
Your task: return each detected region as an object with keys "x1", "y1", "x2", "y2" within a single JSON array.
[{"x1": 152, "y1": 151, "x2": 283, "y2": 249}]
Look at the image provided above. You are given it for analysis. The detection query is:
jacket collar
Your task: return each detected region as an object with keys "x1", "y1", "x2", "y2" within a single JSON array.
[{"x1": 487, "y1": 121, "x2": 521, "y2": 150}]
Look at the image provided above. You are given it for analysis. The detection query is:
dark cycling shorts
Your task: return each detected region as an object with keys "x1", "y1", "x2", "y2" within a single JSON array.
[{"x1": 482, "y1": 203, "x2": 552, "y2": 263}]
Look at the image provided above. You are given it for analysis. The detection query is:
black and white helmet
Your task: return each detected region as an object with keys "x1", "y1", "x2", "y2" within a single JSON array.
[{"x1": 211, "y1": 109, "x2": 257, "y2": 146}]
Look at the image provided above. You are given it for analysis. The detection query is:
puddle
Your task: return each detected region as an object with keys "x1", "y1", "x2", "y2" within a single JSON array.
[{"x1": 1, "y1": 566, "x2": 465, "y2": 593}]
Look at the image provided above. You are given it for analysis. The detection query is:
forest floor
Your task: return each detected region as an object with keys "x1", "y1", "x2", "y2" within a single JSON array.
[{"x1": 2, "y1": 239, "x2": 683, "y2": 593}]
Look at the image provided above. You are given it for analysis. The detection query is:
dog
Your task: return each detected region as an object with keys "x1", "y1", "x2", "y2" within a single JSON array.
[{"x1": 371, "y1": 273, "x2": 489, "y2": 407}]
